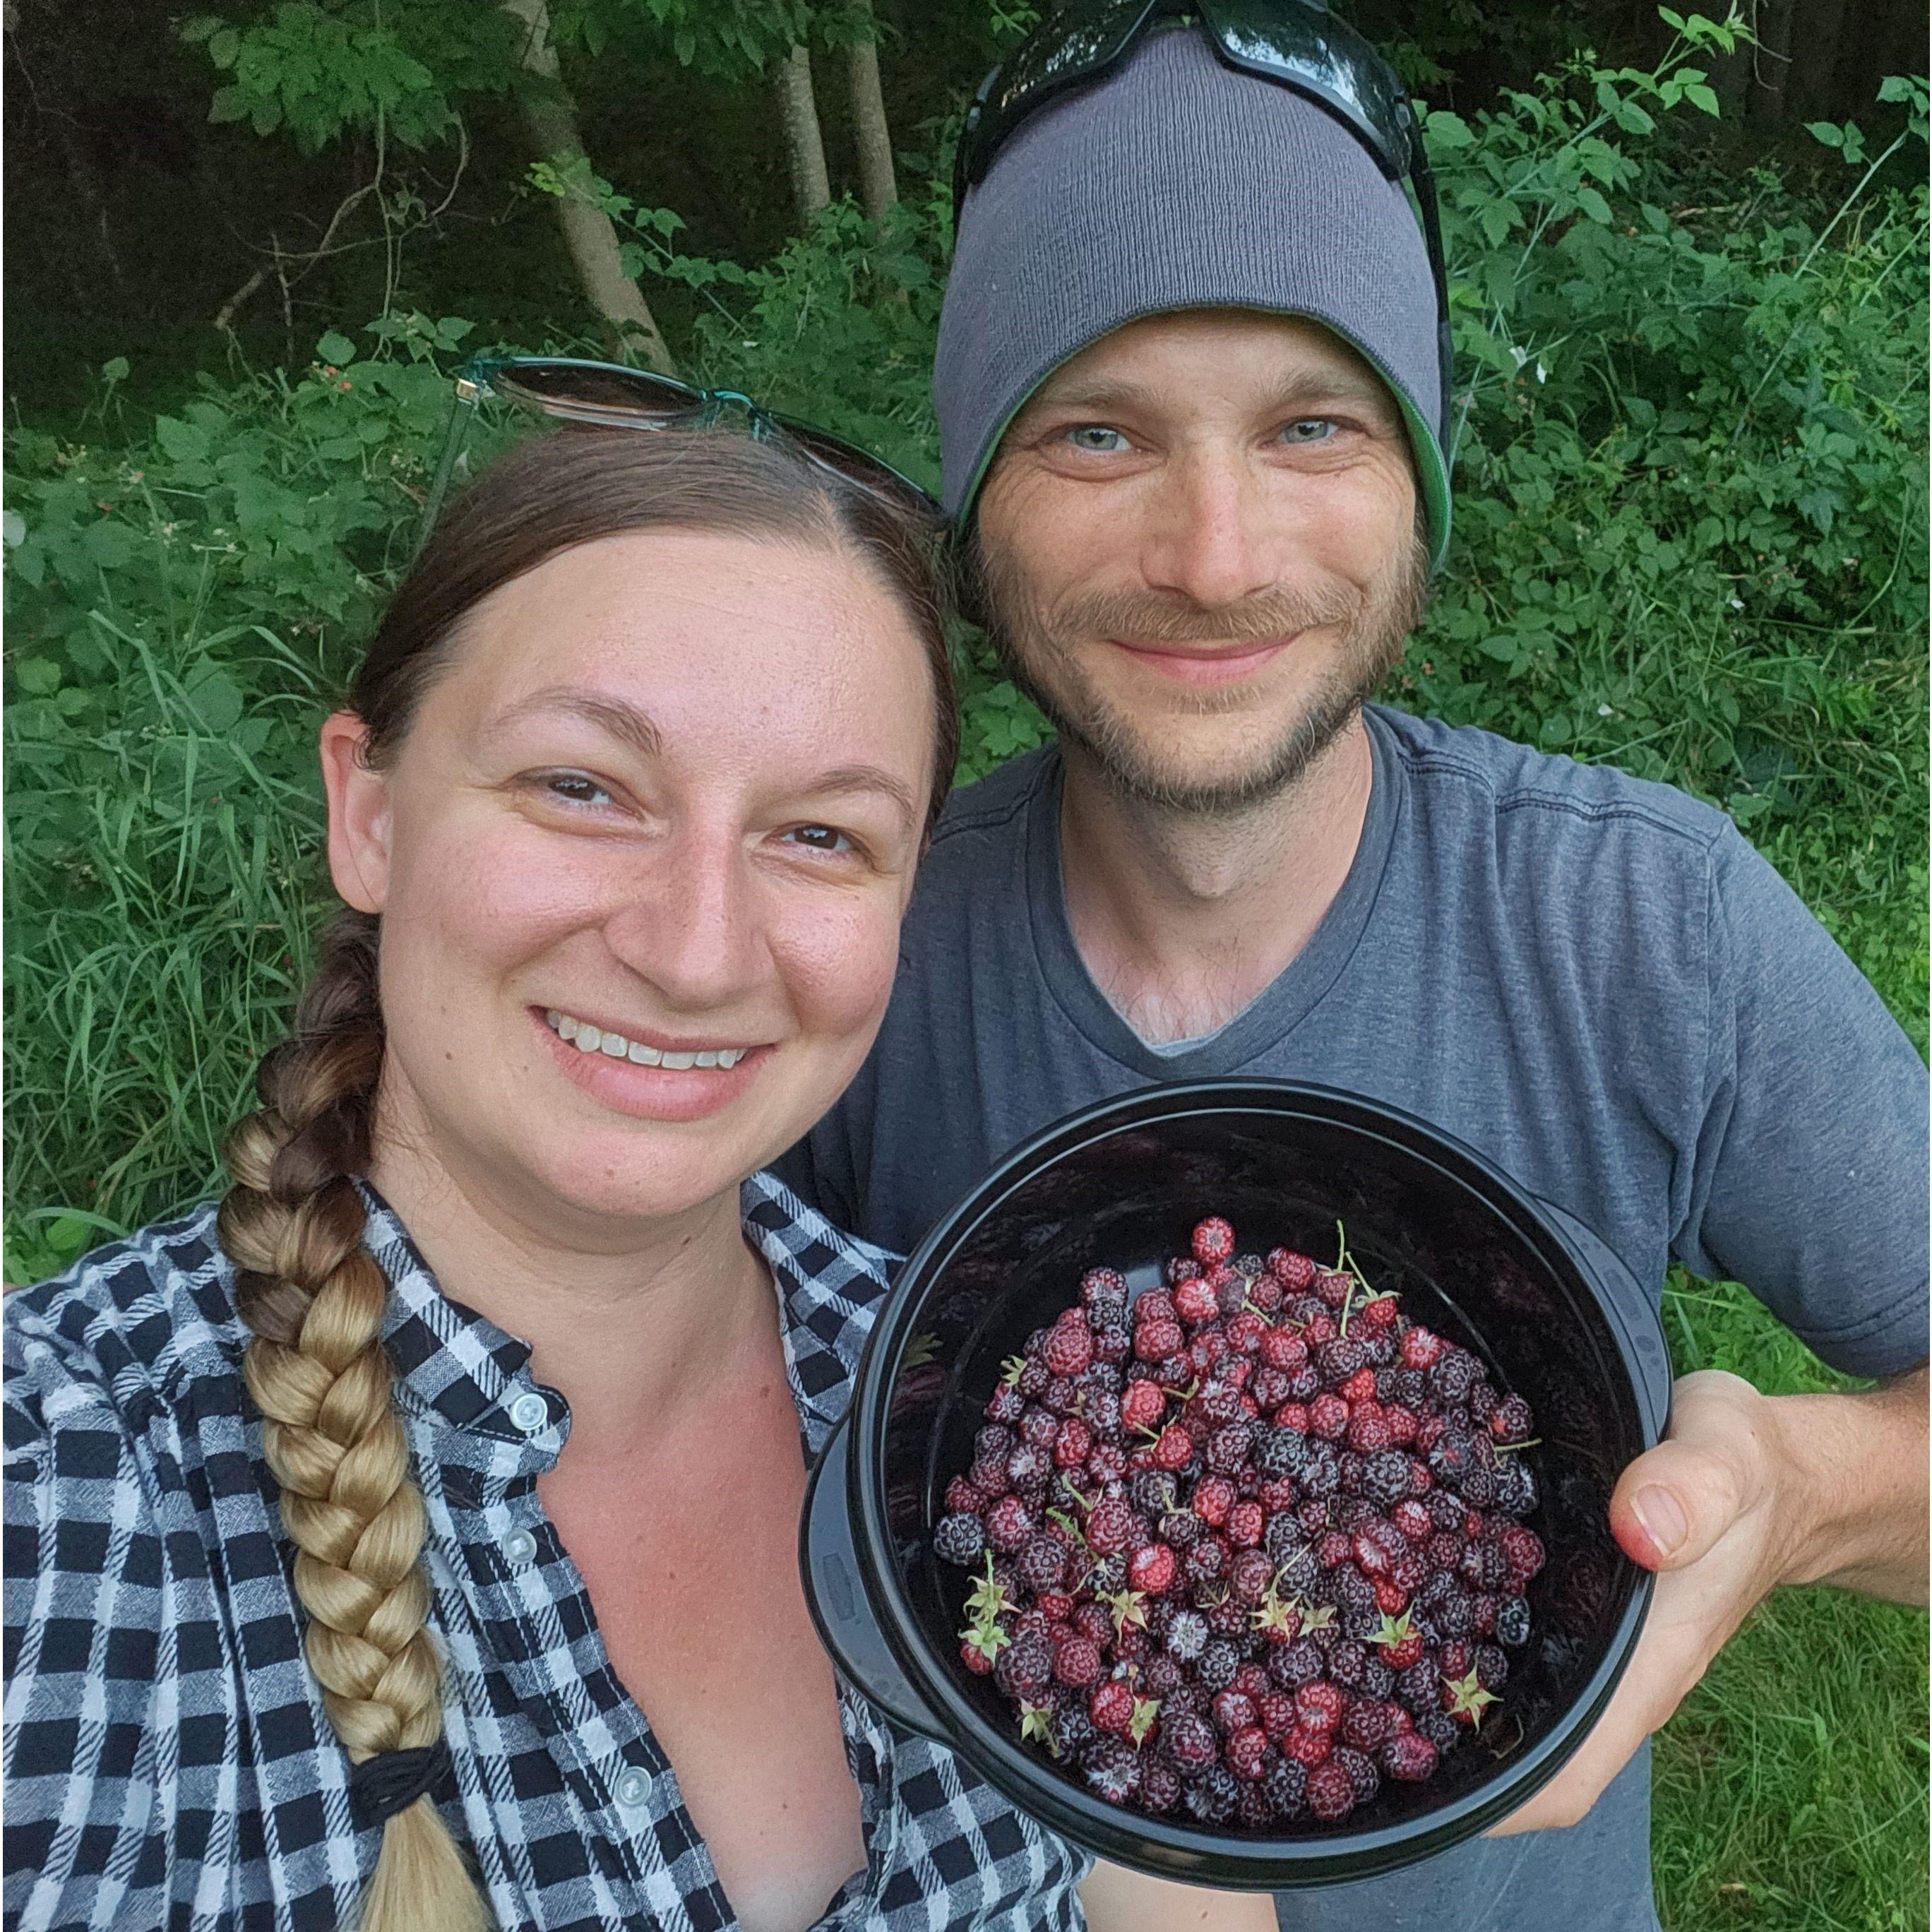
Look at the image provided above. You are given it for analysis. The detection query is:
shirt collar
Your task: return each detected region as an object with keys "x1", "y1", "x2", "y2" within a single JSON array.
[{"x1": 361, "y1": 1175, "x2": 900, "y2": 1465}]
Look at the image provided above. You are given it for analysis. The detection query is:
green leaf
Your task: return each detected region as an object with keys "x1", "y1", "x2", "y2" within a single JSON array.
[
  {"x1": 208, "y1": 83, "x2": 249, "y2": 124},
  {"x1": 315, "y1": 330, "x2": 358, "y2": 366},
  {"x1": 1686, "y1": 83, "x2": 1719, "y2": 116},
  {"x1": 207, "y1": 25, "x2": 239, "y2": 68},
  {"x1": 1425, "y1": 109, "x2": 1475, "y2": 149},
  {"x1": 15, "y1": 657, "x2": 61, "y2": 695},
  {"x1": 2, "y1": 510, "x2": 24, "y2": 549},
  {"x1": 1805, "y1": 121, "x2": 1844, "y2": 148},
  {"x1": 101, "y1": 355, "x2": 130, "y2": 383},
  {"x1": 1576, "y1": 186, "x2": 1614, "y2": 224},
  {"x1": 155, "y1": 415, "x2": 210, "y2": 463}
]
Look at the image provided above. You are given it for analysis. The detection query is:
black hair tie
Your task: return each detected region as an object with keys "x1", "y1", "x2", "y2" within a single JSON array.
[{"x1": 351, "y1": 1739, "x2": 452, "y2": 1831}]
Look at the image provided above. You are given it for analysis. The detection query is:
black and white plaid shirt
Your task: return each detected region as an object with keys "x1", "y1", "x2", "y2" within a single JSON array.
[{"x1": 4, "y1": 1174, "x2": 1089, "y2": 1932}]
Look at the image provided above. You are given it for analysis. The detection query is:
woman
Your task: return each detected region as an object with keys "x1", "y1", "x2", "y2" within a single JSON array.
[{"x1": 4, "y1": 419, "x2": 1271, "y2": 1932}]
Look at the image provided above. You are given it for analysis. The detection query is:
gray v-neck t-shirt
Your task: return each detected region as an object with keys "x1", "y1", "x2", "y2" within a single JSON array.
[{"x1": 777, "y1": 702, "x2": 1928, "y2": 1931}]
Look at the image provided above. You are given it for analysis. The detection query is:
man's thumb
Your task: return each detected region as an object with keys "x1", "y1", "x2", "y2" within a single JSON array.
[{"x1": 1609, "y1": 1438, "x2": 1746, "y2": 1571}]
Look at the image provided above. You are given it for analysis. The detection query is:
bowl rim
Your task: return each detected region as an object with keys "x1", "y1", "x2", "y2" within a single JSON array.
[{"x1": 843, "y1": 1078, "x2": 1665, "y2": 1882}]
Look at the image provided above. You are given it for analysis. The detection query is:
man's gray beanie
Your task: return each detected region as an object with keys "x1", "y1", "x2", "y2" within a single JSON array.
[{"x1": 934, "y1": 25, "x2": 1452, "y2": 571}]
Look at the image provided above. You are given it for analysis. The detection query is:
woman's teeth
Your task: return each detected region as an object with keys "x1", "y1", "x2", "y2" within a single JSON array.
[{"x1": 544, "y1": 1010, "x2": 747, "y2": 1070}]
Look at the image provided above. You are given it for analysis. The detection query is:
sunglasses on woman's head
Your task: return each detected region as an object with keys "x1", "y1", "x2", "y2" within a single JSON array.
[
  {"x1": 417, "y1": 355, "x2": 938, "y2": 551},
  {"x1": 952, "y1": 0, "x2": 1453, "y2": 446}
]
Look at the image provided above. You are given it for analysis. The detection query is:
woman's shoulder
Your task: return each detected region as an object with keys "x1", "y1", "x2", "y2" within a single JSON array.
[
  {"x1": 4, "y1": 1203, "x2": 249, "y2": 1468},
  {"x1": 743, "y1": 1169, "x2": 902, "y2": 1302}
]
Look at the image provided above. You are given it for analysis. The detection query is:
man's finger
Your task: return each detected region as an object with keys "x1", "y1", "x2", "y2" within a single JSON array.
[{"x1": 1607, "y1": 1432, "x2": 1751, "y2": 1573}]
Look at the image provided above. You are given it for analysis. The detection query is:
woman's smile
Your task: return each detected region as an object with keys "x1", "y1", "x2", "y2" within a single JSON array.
[{"x1": 535, "y1": 1004, "x2": 773, "y2": 1122}]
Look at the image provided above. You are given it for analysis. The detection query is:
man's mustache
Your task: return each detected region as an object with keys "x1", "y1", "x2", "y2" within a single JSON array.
[{"x1": 1040, "y1": 586, "x2": 1362, "y2": 646}]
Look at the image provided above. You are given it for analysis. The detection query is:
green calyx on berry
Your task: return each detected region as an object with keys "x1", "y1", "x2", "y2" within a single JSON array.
[
  {"x1": 1019, "y1": 1700, "x2": 1059, "y2": 1755},
  {"x1": 1298, "y1": 1599, "x2": 1338, "y2": 1635},
  {"x1": 1445, "y1": 1666, "x2": 1501, "y2": 1727},
  {"x1": 903, "y1": 1331, "x2": 940, "y2": 1368},
  {"x1": 960, "y1": 1613, "x2": 1010, "y2": 1663},
  {"x1": 965, "y1": 1553, "x2": 1013, "y2": 1626},
  {"x1": 1252, "y1": 1581, "x2": 1301, "y2": 1640},
  {"x1": 1103, "y1": 1587, "x2": 1150, "y2": 1638},
  {"x1": 1368, "y1": 1609, "x2": 1420, "y2": 1652},
  {"x1": 1128, "y1": 1694, "x2": 1162, "y2": 1748},
  {"x1": 1000, "y1": 1354, "x2": 1028, "y2": 1387}
]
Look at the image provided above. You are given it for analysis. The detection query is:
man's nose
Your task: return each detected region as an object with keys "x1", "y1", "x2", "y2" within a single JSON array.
[{"x1": 1138, "y1": 449, "x2": 1280, "y2": 611}]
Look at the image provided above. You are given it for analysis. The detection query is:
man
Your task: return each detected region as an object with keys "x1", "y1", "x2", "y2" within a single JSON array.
[{"x1": 780, "y1": 13, "x2": 1929, "y2": 1931}]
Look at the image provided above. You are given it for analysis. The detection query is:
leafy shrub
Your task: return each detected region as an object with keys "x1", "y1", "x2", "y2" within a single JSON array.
[{"x1": 5, "y1": 28, "x2": 1924, "y2": 1272}]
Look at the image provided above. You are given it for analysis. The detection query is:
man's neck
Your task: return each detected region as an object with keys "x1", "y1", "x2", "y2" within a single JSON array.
[{"x1": 1057, "y1": 714, "x2": 1376, "y2": 1046}]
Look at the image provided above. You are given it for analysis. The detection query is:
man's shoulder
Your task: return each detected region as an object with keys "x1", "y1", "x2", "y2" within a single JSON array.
[
  {"x1": 1373, "y1": 705, "x2": 1730, "y2": 859},
  {"x1": 929, "y1": 744, "x2": 1057, "y2": 853}
]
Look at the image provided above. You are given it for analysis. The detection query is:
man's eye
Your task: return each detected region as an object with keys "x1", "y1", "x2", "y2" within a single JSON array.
[
  {"x1": 1280, "y1": 419, "x2": 1337, "y2": 445},
  {"x1": 541, "y1": 772, "x2": 614, "y2": 807},
  {"x1": 783, "y1": 824, "x2": 854, "y2": 854},
  {"x1": 1062, "y1": 424, "x2": 1131, "y2": 454}
]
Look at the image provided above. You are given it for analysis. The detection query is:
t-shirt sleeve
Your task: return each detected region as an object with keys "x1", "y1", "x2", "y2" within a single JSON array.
[{"x1": 1674, "y1": 825, "x2": 1930, "y2": 1378}]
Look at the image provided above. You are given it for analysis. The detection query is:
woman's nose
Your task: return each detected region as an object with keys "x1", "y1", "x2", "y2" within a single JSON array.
[{"x1": 598, "y1": 833, "x2": 767, "y2": 1014}]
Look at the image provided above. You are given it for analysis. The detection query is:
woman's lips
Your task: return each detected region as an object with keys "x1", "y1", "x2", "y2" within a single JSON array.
[
  {"x1": 1104, "y1": 633, "x2": 1303, "y2": 687},
  {"x1": 532, "y1": 1008, "x2": 770, "y2": 1123}
]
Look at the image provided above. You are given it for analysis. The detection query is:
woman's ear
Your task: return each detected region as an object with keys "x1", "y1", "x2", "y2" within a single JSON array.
[{"x1": 319, "y1": 711, "x2": 391, "y2": 914}]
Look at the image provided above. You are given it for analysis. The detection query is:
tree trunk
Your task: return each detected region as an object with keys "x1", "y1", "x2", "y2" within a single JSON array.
[
  {"x1": 778, "y1": 42, "x2": 832, "y2": 225},
  {"x1": 1747, "y1": 0, "x2": 1796, "y2": 131},
  {"x1": 501, "y1": 0, "x2": 675, "y2": 373},
  {"x1": 847, "y1": 0, "x2": 897, "y2": 221}
]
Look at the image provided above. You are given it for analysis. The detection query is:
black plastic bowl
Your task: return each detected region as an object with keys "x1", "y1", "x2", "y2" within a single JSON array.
[{"x1": 801, "y1": 1081, "x2": 1672, "y2": 1888}]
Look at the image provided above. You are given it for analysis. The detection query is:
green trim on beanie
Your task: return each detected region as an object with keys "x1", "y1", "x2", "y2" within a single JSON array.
[{"x1": 953, "y1": 307, "x2": 1453, "y2": 578}]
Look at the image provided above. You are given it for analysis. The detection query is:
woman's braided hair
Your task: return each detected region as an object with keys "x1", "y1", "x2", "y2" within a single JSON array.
[{"x1": 215, "y1": 427, "x2": 952, "y2": 1932}]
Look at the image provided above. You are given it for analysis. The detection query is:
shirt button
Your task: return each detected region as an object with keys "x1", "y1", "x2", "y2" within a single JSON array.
[
  {"x1": 614, "y1": 1766, "x2": 652, "y2": 1809},
  {"x1": 502, "y1": 1529, "x2": 538, "y2": 1566},
  {"x1": 508, "y1": 1392, "x2": 551, "y2": 1435}
]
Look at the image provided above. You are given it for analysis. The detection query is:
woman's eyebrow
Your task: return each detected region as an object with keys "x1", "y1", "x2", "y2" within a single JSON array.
[
  {"x1": 804, "y1": 765, "x2": 920, "y2": 827},
  {"x1": 487, "y1": 687, "x2": 663, "y2": 756}
]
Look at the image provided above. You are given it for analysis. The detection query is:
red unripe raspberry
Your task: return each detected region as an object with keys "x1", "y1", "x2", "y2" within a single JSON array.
[
  {"x1": 1294, "y1": 1680, "x2": 1346, "y2": 1731},
  {"x1": 1383, "y1": 1405, "x2": 1418, "y2": 1447},
  {"x1": 1310, "y1": 1394, "x2": 1349, "y2": 1441},
  {"x1": 1121, "y1": 1379, "x2": 1164, "y2": 1430},
  {"x1": 1260, "y1": 1691, "x2": 1296, "y2": 1738},
  {"x1": 1087, "y1": 1442, "x2": 1128, "y2": 1483},
  {"x1": 1282, "y1": 1724, "x2": 1333, "y2": 1767},
  {"x1": 1225, "y1": 1311, "x2": 1268, "y2": 1352},
  {"x1": 1391, "y1": 1550, "x2": 1429, "y2": 1593},
  {"x1": 1041, "y1": 1316, "x2": 1095, "y2": 1378},
  {"x1": 1220, "y1": 1355, "x2": 1253, "y2": 1391},
  {"x1": 1408, "y1": 1457, "x2": 1434, "y2": 1496},
  {"x1": 1247, "y1": 1275, "x2": 1284, "y2": 1314},
  {"x1": 1232, "y1": 1662, "x2": 1271, "y2": 1700},
  {"x1": 1347, "y1": 1408, "x2": 1393, "y2": 1453},
  {"x1": 986, "y1": 1495, "x2": 1034, "y2": 1551},
  {"x1": 1226, "y1": 1501, "x2": 1265, "y2": 1549},
  {"x1": 1054, "y1": 1418, "x2": 1093, "y2": 1467},
  {"x1": 1498, "y1": 1522, "x2": 1546, "y2": 1581},
  {"x1": 1089, "y1": 1680, "x2": 1135, "y2": 1734},
  {"x1": 1259, "y1": 1328, "x2": 1308, "y2": 1370},
  {"x1": 1382, "y1": 1731, "x2": 1439, "y2": 1782},
  {"x1": 1191, "y1": 1216, "x2": 1236, "y2": 1263},
  {"x1": 1139, "y1": 1289, "x2": 1178, "y2": 1322},
  {"x1": 1315, "y1": 1270, "x2": 1352, "y2": 1310},
  {"x1": 1073, "y1": 1602, "x2": 1114, "y2": 1645},
  {"x1": 1301, "y1": 1309, "x2": 1338, "y2": 1345},
  {"x1": 1192, "y1": 1477, "x2": 1235, "y2": 1527},
  {"x1": 1415, "y1": 1412, "x2": 1449, "y2": 1453},
  {"x1": 1036, "y1": 1592, "x2": 1075, "y2": 1621},
  {"x1": 1340, "y1": 1368, "x2": 1378, "y2": 1405},
  {"x1": 1229, "y1": 1550, "x2": 1275, "y2": 1604},
  {"x1": 1317, "y1": 1530, "x2": 1352, "y2": 1568},
  {"x1": 1174, "y1": 1277, "x2": 1220, "y2": 1325},
  {"x1": 1274, "y1": 1401, "x2": 1311, "y2": 1433},
  {"x1": 1054, "y1": 1635, "x2": 1104, "y2": 1687},
  {"x1": 1258, "y1": 1477, "x2": 1299, "y2": 1514},
  {"x1": 1400, "y1": 1325, "x2": 1444, "y2": 1368},
  {"x1": 1135, "y1": 1318, "x2": 1184, "y2": 1361},
  {"x1": 1227, "y1": 1725, "x2": 1270, "y2": 1781},
  {"x1": 1359, "y1": 1294, "x2": 1400, "y2": 1330},
  {"x1": 943, "y1": 1476, "x2": 986, "y2": 1515},
  {"x1": 1387, "y1": 1631, "x2": 1426, "y2": 1669},
  {"x1": 1392, "y1": 1499, "x2": 1433, "y2": 1542},
  {"x1": 1268, "y1": 1247, "x2": 1318, "y2": 1288},
  {"x1": 1085, "y1": 1498, "x2": 1136, "y2": 1555},
  {"x1": 1374, "y1": 1578, "x2": 1409, "y2": 1615},
  {"x1": 1151, "y1": 1424, "x2": 1193, "y2": 1469},
  {"x1": 1352, "y1": 1530, "x2": 1393, "y2": 1576},
  {"x1": 1128, "y1": 1542, "x2": 1178, "y2": 1595}
]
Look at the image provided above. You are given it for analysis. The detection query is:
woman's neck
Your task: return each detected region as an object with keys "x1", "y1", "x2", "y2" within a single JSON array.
[{"x1": 366, "y1": 1123, "x2": 773, "y2": 1465}]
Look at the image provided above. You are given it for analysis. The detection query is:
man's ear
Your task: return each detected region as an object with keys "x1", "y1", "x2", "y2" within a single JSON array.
[{"x1": 320, "y1": 711, "x2": 392, "y2": 914}]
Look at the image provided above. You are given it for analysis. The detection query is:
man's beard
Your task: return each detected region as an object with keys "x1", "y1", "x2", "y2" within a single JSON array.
[{"x1": 969, "y1": 527, "x2": 1431, "y2": 819}]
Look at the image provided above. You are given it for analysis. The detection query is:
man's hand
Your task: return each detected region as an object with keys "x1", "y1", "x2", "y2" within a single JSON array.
[{"x1": 1491, "y1": 1362, "x2": 1928, "y2": 1836}]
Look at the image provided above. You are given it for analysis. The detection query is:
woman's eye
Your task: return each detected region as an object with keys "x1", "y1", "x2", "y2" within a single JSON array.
[
  {"x1": 1280, "y1": 418, "x2": 1338, "y2": 445},
  {"x1": 540, "y1": 772, "x2": 615, "y2": 808},
  {"x1": 782, "y1": 824, "x2": 854, "y2": 854},
  {"x1": 1062, "y1": 424, "x2": 1131, "y2": 454}
]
